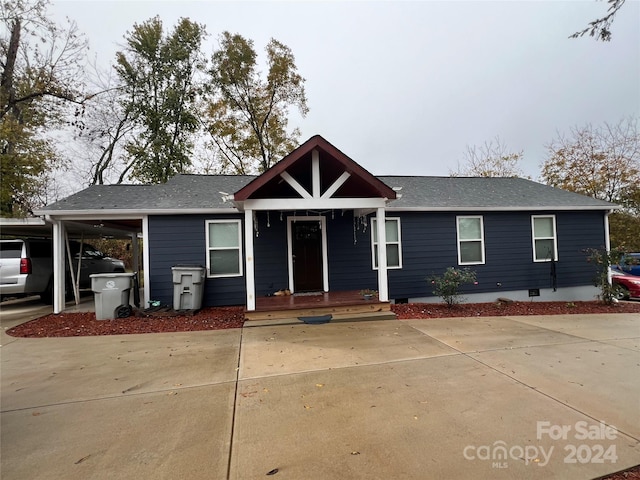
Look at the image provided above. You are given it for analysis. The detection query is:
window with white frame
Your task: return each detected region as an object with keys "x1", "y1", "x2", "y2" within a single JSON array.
[
  {"x1": 532, "y1": 215, "x2": 557, "y2": 262},
  {"x1": 206, "y1": 220, "x2": 242, "y2": 277},
  {"x1": 371, "y1": 218, "x2": 402, "y2": 269},
  {"x1": 456, "y1": 216, "x2": 485, "y2": 265}
]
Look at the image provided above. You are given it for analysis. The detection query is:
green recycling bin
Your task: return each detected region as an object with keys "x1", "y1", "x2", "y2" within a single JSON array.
[
  {"x1": 91, "y1": 273, "x2": 134, "y2": 320},
  {"x1": 172, "y1": 265, "x2": 206, "y2": 310}
]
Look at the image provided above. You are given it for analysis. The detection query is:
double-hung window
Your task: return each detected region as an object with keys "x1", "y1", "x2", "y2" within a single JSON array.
[
  {"x1": 371, "y1": 218, "x2": 402, "y2": 269},
  {"x1": 206, "y1": 220, "x2": 242, "y2": 277},
  {"x1": 532, "y1": 215, "x2": 557, "y2": 262},
  {"x1": 456, "y1": 216, "x2": 485, "y2": 265}
]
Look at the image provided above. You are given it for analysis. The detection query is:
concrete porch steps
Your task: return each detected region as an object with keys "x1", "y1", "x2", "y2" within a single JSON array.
[{"x1": 243, "y1": 310, "x2": 397, "y2": 327}]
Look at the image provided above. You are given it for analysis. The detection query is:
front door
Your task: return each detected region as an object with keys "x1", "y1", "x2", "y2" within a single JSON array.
[{"x1": 292, "y1": 221, "x2": 324, "y2": 292}]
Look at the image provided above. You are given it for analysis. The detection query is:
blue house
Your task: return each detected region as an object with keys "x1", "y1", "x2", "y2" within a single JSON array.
[{"x1": 38, "y1": 135, "x2": 616, "y2": 315}]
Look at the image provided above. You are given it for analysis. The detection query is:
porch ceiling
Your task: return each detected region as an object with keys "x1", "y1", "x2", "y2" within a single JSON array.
[{"x1": 0, "y1": 217, "x2": 141, "y2": 240}]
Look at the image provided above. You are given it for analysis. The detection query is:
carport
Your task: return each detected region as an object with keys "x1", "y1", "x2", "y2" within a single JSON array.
[{"x1": 0, "y1": 216, "x2": 145, "y2": 314}]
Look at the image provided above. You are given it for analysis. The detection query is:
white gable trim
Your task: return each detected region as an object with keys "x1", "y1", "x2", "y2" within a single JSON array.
[
  {"x1": 281, "y1": 171, "x2": 312, "y2": 199},
  {"x1": 322, "y1": 171, "x2": 351, "y2": 199},
  {"x1": 243, "y1": 197, "x2": 387, "y2": 211}
]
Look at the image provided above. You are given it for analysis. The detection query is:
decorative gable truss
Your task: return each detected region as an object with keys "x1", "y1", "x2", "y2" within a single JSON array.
[{"x1": 232, "y1": 135, "x2": 397, "y2": 310}]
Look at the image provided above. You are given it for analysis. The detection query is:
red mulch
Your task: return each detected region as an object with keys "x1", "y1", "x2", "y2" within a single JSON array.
[
  {"x1": 7, "y1": 306, "x2": 245, "y2": 338},
  {"x1": 6, "y1": 300, "x2": 639, "y2": 338},
  {"x1": 391, "y1": 300, "x2": 640, "y2": 319}
]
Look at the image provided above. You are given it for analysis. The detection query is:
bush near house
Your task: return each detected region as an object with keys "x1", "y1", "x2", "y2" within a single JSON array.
[{"x1": 427, "y1": 267, "x2": 478, "y2": 307}]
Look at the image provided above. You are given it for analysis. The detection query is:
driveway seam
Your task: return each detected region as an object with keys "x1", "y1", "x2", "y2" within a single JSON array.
[
  {"x1": 0, "y1": 381, "x2": 238, "y2": 413},
  {"x1": 226, "y1": 325, "x2": 244, "y2": 480}
]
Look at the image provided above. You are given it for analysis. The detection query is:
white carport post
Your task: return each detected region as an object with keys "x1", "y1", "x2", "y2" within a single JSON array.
[
  {"x1": 142, "y1": 216, "x2": 150, "y2": 307},
  {"x1": 376, "y1": 207, "x2": 389, "y2": 302},
  {"x1": 244, "y1": 209, "x2": 256, "y2": 311},
  {"x1": 51, "y1": 218, "x2": 66, "y2": 314}
]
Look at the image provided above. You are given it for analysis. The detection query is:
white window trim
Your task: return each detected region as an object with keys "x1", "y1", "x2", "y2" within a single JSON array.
[
  {"x1": 205, "y1": 219, "x2": 243, "y2": 278},
  {"x1": 531, "y1": 215, "x2": 558, "y2": 262},
  {"x1": 371, "y1": 217, "x2": 402, "y2": 270},
  {"x1": 456, "y1": 215, "x2": 485, "y2": 265}
]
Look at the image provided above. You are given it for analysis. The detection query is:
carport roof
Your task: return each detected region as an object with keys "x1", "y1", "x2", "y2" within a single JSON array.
[{"x1": 35, "y1": 174, "x2": 616, "y2": 215}]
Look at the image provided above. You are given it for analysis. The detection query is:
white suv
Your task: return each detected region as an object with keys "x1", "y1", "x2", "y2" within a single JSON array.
[{"x1": 0, "y1": 238, "x2": 126, "y2": 304}]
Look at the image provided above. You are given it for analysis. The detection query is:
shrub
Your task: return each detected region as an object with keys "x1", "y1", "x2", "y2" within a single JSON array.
[
  {"x1": 585, "y1": 246, "x2": 625, "y2": 305},
  {"x1": 427, "y1": 267, "x2": 477, "y2": 307}
]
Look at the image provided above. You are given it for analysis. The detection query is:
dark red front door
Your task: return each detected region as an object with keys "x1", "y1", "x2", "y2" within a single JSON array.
[{"x1": 292, "y1": 221, "x2": 323, "y2": 292}]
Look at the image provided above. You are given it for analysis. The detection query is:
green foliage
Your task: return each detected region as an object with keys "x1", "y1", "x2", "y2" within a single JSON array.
[
  {"x1": 0, "y1": 116, "x2": 54, "y2": 215},
  {"x1": 205, "y1": 32, "x2": 308, "y2": 174},
  {"x1": 609, "y1": 211, "x2": 640, "y2": 251},
  {"x1": 1, "y1": 0, "x2": 87, "y2": 215},
  {"x1": 585, "y1": 246, "x2": 626, "y2": 305},
  {"x1": 427, "y1": 267, "x2": 478, "y2": 307},
  {"x1": 115, "y1": 16, "x2": 206, "y2": 183}
]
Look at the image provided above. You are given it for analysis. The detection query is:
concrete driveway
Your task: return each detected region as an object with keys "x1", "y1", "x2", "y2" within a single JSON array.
[{"x1": 1, "y1": 311, "x2": 639, "y2": 479}]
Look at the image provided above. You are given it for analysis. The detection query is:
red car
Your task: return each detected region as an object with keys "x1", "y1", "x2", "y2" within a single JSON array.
[{"x1": 611, "y1": 270, "x2": 640, "y2": 301}]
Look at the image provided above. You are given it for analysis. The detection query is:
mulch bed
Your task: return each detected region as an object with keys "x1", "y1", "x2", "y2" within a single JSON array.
[
  {"x1": 391, "y1": 300, "x2": 640, "y2": 319},
  {"x1": 7, "y1": 306, "x2": 245, "y2": 338},
  {"x1": 5, "y1": 300, "x2": 639, "y2": 338}
]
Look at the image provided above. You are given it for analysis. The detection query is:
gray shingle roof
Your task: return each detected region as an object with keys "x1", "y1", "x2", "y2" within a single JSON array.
[
  {"x1": 379, "y1": 176, "x2": 615, "y2": 210},
  {"x1": 38, "y1": 174, "x2": 615, "y2": 214}
]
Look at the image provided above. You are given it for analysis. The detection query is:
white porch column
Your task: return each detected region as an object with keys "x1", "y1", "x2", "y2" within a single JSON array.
[
  {"x1": 244, "y1": 209, "x2": 256, "y2": 311},
  {"x1": 142, "y1": 216, "x2": 150, "y2": 307},
  {"x1": 605, "y1": 210, "x2": 612, "y2": 286},
  {"x1": 376, "y1": 207, "x2": 389, "y2": 302},
  {"x1": 51, "y1": 218, "x2": 66, "y2": 314}
]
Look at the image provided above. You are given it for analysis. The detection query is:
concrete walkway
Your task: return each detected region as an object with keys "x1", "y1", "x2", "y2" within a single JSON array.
[{"x1": 1, "y1": 311, "x2": 639, "y2": 479}]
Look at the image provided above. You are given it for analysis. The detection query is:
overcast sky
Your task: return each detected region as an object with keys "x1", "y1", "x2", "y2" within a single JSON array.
[{"x1": 50, "y1": 0, "x2": 640, "y2": 180}]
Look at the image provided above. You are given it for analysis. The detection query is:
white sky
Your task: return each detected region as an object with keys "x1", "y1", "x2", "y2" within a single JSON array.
[{"x1": 50, "y1": 0, "x2": 640, "y2": 180}]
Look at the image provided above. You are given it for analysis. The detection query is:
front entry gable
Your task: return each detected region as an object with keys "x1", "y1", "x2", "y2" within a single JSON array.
[{"x1": 233, "y1": 135, "x2": 397, "y2": 206}]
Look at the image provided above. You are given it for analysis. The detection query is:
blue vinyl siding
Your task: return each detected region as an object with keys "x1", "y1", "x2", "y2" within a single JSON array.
[
  {"x1": 147, "y1": 209, "x2": 606, "y2": 306},
  {"x1": 327, "y1": 211, "x2": 377, "y2": 291},
  {"x1": 252, "y1": 211, "x2": 376, "y2": 294},
  {"x1": 387, "y1": 210, "x2": 605, "y2": 299},
  {"x1": 148, "y1": 214, "x2": 246, "y2": 306},
  {"x1": 253, "y1": 211, "x2": 288, "y2": 296}
]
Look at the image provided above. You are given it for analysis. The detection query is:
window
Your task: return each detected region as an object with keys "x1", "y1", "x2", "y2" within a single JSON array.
[
  {"x1": 532, "y1": 215, "x2": 557, "y2": 262},
  {"x1": 206, "y1": 220, "x2": 242, "y2": 277},
  {"x1": 456, "y1": 216, "x2": 485, "y2": 265},
  {"x1": 371, "y1": 218, "x2": 402, "y2": 269}
]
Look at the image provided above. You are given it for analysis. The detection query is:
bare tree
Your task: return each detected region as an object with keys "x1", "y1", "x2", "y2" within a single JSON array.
[
  {"x1": 451, "y1": 136, "x2": 526, "y2": 178},
  {"x1": 541, "y1": 118, "x2": 640, "y2": 249},
  {"x1": 541, "y1": 118, "x2": 640, "y2": 208},
  {"x1": 570, "y1": 0, "x2": 627, "y2": 42}
]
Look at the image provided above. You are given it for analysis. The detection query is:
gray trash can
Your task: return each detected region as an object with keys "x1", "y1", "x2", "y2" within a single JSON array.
[
  {"x1": 91, "y1": 273, "x2": 134, "y2": 320},
  {"x1": 172, "y1": 265, "x2": 206, "y2": 310}
]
